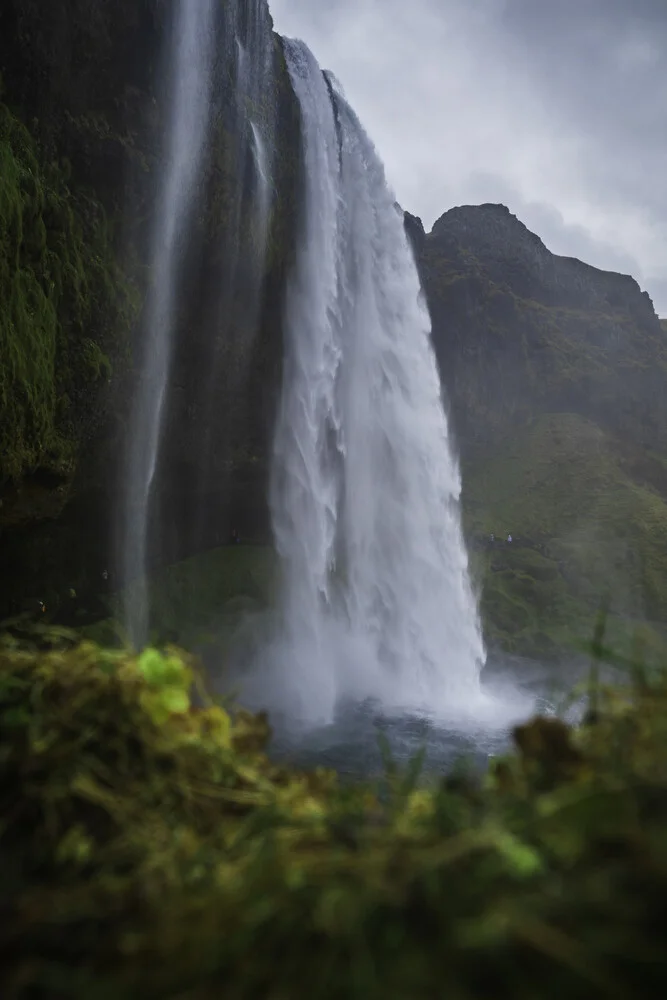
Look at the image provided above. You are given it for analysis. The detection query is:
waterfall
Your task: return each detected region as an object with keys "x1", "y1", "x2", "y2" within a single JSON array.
[
  {"x1": 250, "y1": 121, "x2": 272, "y2": 271},
  {"x1": 263, "y1": 39, "x2": 485, "y2": 725},
  {"x1": 122, "y1": 0, "x2": 216, "y2": 648}
]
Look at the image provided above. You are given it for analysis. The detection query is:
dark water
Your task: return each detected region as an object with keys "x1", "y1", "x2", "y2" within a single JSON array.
[{"x1": 267, "y1": 654, "x2": 593, "y2": 781}]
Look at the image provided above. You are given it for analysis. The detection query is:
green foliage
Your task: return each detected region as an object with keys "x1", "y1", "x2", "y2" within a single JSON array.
[
  {"x1": 1, "y1": 630, "x2": 667, "y2": 997},
  {"x1": 0, "y1": 101, "x2": 136, "y2": 482}
]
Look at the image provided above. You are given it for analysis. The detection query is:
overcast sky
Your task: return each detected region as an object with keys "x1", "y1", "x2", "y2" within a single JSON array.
[{"x1": 269, "y1": 0, "x2": 667, "y2": 316}]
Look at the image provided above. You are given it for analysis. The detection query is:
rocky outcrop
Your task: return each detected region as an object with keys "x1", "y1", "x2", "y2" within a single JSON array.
[
  {"x1": 430, "y1": 204, "x2": 656, "y2": 319},
  {"x1": 403, "y1": 211, "x2": 426, "y2": 256},
  {"x1": 0, "y1": 0, "x2": 158, "y2": 491},
  {"x1": 413, "y1": 203, "x2": 667, "y2": 453}
]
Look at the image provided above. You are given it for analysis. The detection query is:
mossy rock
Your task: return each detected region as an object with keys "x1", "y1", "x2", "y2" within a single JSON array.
[{"x1": 0, "y1": 100, "x2": 137, "y2": 483}]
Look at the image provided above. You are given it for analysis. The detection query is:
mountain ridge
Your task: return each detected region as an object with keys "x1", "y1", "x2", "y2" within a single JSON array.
[{"x1": 407, "y1": 202, "x2": 667, "y2": 659}]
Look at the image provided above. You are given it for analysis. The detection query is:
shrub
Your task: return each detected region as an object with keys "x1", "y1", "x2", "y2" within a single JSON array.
[{"x1": 1, "y1": 626, "x2": 666, "y2": 998}]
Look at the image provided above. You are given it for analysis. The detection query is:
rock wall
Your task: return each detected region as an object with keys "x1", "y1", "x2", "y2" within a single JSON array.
[
  {"x1": 0, "y1": 0, "x2": 301, "y2": 621},
  {"x1": 409, "y1": 204, "x2": 667, "y2": 657},
  {"x1": 413, "y1": 203, "x2": 667, "y2": 454}
]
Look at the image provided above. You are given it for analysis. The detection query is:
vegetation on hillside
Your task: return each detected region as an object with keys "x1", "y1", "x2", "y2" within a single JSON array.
[
  {"x1": 415, "y1": 208, "x2": 667, "y2": 658},
  {"x1": 0, "y1": 98, "x2": 137, "y2": 482},
  {"x1": 1, "y1": 628, "x2": 666, "y2": 998},
  {"x1": 462, "y1": 412, "x2": 667, "y2": 660}
]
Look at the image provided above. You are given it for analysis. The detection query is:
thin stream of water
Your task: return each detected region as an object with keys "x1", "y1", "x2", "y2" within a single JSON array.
[{"x1": 122, "y1": 0, "x2": 216, "y2": 647}]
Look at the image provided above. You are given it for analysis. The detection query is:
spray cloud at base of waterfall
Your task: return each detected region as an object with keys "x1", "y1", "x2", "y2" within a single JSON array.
[
  {"x1": 121, "y1": 0, "x2": 216, "y2": 648},
  {"x1": 238, "y1": 38, "x2": 487, "y2": 729}
]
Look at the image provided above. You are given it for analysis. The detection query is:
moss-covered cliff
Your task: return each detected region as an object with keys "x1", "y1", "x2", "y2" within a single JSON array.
[
  {"x1": 0, "y1": 98, "x2": 137, "y2": 485},
  {"x1": 411, "y1": 204, "x2": 667, "y2": 659},
  {"x1": 0, "y1": 0, "x2": 169, "y2": 476},
  {"x1": 0, "y1": 0, "x2": 301, "y2": 623}
]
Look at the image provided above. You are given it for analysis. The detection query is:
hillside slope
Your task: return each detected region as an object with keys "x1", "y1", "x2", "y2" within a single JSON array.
[
  {"x1": 410, "y1": 205, "x2": 667, "y2": 659},
  {"x1": 463, "y1": 413, "x2": 667, "y2": 661}
]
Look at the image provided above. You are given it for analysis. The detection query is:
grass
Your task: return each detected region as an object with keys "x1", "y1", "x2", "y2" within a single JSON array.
[{"x1": 462, "y1": 413, "x2": 667, "y2": 660}]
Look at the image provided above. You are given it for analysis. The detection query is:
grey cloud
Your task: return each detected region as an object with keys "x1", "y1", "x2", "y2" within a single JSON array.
[
  {"x1": 269, "y1": 0, "x2": 667, "y2": 314},
  {"x1": 457, "y1": 171, "x2": 644, "y2": 274},
  {"x1": 647, "y1": 277, "x2": 667, "y2": 320},
  {"x1": 518, "y1": 203, "x2": 643, "y2": 277}
]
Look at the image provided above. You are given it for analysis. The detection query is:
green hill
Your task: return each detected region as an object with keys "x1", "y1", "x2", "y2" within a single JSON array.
[
  {"x1": 410, "y1": 205, "x2": 667, "y2": 660},
  {"x1": 461, "y1": 413, "x2": 667, "y2": 661}
]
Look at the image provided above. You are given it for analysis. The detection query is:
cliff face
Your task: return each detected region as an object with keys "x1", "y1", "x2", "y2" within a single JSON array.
[
  {"x1": 417, "y1": 203, "x2": 667, "y2": 452},
  {"x1": 411, "y1": 204, "x2": 667, "y2": 659},
  {"x1": 0, "y1": 0, "x2": 300, "y2": 621}
]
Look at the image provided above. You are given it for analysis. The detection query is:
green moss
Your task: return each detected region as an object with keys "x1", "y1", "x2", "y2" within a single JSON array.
[{"x1": 0, "y1": 101, "x2": 137, "y2": 482}]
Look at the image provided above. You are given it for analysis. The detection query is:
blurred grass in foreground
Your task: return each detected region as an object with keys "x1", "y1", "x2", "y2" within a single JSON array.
[{"x1": 1, "y1": 619, "x2": 666, "y2": 999}]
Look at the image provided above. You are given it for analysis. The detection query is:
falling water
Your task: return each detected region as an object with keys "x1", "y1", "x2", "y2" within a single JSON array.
[
  {"x1": 122, "y1": 0, "x2": 216, "y2": 647},
  {"x1": 262, "y1": 40, "x2": 486, "y2": 725},
  {"x1": 250, "y1": 121, "x2": 272, "y2": 270}
]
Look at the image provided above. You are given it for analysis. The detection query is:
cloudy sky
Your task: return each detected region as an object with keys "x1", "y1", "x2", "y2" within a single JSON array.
[{"x1": 269, "y1": 0, "x2": 667, "y2": 315}]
